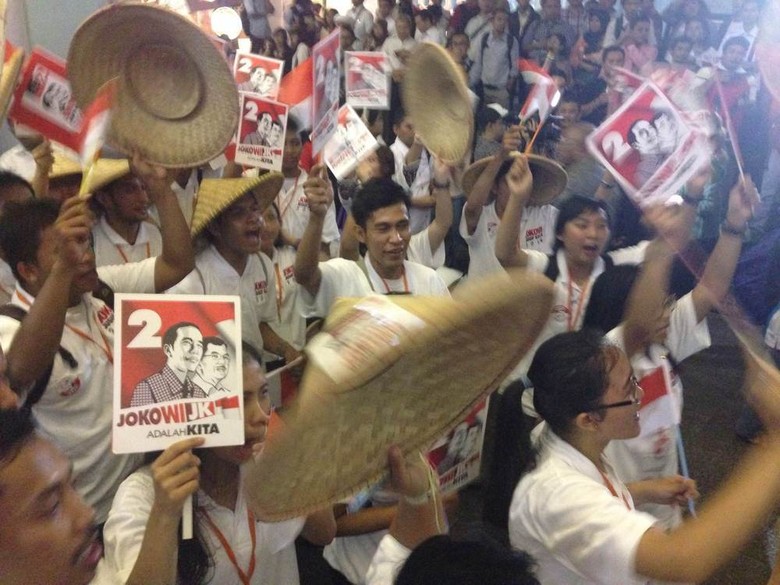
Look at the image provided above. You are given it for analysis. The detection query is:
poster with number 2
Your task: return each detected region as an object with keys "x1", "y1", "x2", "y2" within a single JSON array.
[{"x1": 235, "y1": 93, "x2": 288, "y2": 172}]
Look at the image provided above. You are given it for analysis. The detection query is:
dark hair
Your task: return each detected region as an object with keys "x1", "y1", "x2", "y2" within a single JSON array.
[
  {"x1": 552, "y1": 195, "x2": 610, "y2": 250},
  {"x1": 559, "y1": 89, "x2": 581, "y2": 107},
  {"x1": 582, "y1": 264, "x2": 639, "y2": 333},
  {"x1": 529, "y1": 329, "x2": 620, "y2": 434},
  {"x1": 0, "y1": 407, "x2": 36, "y2": 472},
  {"x1": 628, "y1": 13, "x2": 651, "y2": 28},
  {"x1": 286, "y1": 116, "x2": 301, "y2": 136},
  {"x1": 601, "y1": 44, "x2": 625, "y2": 61},
  {"x1": 392, "y1": 107, "x2": 409, "y2": 129},
  {"x1": 201, "y1": 336, "x2": 228, "y2": 353},
  {"x1": 416, "y1": 7, "x2": 434, "y2": 22},
  {"x1": 587, "y1": 6, "x2": 610, "y2": 31},
  {"x1": 351, "y1": 178, "x2": 411, "y2": 228},
  {"x1": 395, "y1": 534, "x2": 540, "y2": 584},
  {"x1": 162, "y1": 322, "x2": 201, "y2": 350},
  {"x1": 241, "y1": 341, "x2": 265, "y2": 368},
  {"x1": 266, "y1": 201, "x2": 284, "y2": 248},
  {"x1": 375, "y1": 145, "x2": 396, "y2": 179},
  {"x1": 477, "y1": 106, "x2": 503, "y2": 132},
  {"x1": 0, "y1": 198, "x2": 60, "y2": 281},
  {"x1": 0, "y1": 171, "x2": 34, "y2": 204},
  {"x1": 722, "y1": 35, "x2": 750, "y2": 52}
]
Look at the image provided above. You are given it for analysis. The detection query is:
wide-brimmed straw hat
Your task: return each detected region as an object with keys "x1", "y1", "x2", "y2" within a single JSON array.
[
  {"x1": 462, "y1": 152, "x2": 568, "y2": 206},
  {"x1": 67, "y1": 3, "x2": 239, "y2": 168},
  {"x1": 190, "y1": 173, "x2": 284, "y2": 238},
  {"x1": 49, "y1": 155, "x2": 130, "y2": 194},
  {"x1": 243, "y1": 269, "x2": 554, "y2": 521},
  {"x1": 402, "y1": 42, "x2": 473, "y2": 165}
]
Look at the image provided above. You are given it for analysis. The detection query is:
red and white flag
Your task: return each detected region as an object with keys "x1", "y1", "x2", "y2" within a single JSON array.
[
  {"x1": 77, "y1": 78, "x2": 117, "y2": 167},
  {"x1": 277, "y1": 57, "x2": 313, "y2": 130},
  {"x1": 517, "y1": 58, "x2": 560, "y2": 123}
]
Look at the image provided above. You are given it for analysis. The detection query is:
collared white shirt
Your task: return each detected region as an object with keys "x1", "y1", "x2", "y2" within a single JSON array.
[
  {"x1": 382, "y1": 36, "x2": 417, "y2": 71},
  {"x1": 93, "y1": 216, "x2": 163, "y2": 268},
  {"x1": 277, "y1": 169, "x2": 341, "y2": 252},
  {"x1": 347, "y1": 3, "x2": 374, "y2": 43}
]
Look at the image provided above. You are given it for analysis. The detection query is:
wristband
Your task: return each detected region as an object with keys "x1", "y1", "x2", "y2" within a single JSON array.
[
  {"x1": 431, "y1": 179, "x2": 451, "y2": 190},
  {"x1": 403, "y1": 488, "x2": 434, "y2": 506},
  {"x1": 720, "y1": 220, "x2": 747, "y2": 237}
]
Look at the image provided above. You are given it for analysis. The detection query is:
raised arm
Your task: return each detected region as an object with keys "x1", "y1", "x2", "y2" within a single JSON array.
[
  {"x1": 425, "y1": 157, "x2": 454, "y2": 254},
  {"x1": 494, "y1": 156, "x2": 533, "y2": 269},
  {"x1": 691, "y1": 176, "x2": 758, "y2": 322},
  {"x1": 133, "y1": 155, "x2": 195, "y2": 292},
  {"x1": 293, "y1": 163, "x2": 333, "y2": 297},
  {"x1": 7, "y1": 197, "x2": 90, "y2": 390},
  {"x1": 463, "y1": 126, "x2": 522, "y2": 235}
]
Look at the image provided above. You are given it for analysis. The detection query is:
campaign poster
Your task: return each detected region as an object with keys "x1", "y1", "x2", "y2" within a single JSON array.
[
  {"x1": 9, "y1": 47, "x2": 83, "y2": 153},
  {"x1": 426, "y1": 397, "x2": 489, "y2": 495},
  {"x1": 323, "y1": 104, "x2": 379, "y2": 180},
  {"x1": 586, "y1": 81, "x2": 708, "y2": 208},
  {"x1": 345, "y1": 51, "x2": 390, "y2": 110},
  {"x1": 233, "y1": 52, "x2": 284, "y2": 101},
  {"x1": 310, "y1": 28, "x2": 341, "y2": 156},
  {"x1": 235, "y1": 93, "x2": 288, "y2": 171},
  {"x1": 112, "y1": 294, "x2": 244, "y2": 454}
]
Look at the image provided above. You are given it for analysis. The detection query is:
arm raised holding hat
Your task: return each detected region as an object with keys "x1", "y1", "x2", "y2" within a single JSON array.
[
  {"x1": 463, "y1": 125, "x2": 522, "y2": 236},
  {"x1": 294, "y1": 163, "x2": 334, "y2": 297},
  {"x1": 494, "y1": 155, "x2": 534, "y2": 269}
]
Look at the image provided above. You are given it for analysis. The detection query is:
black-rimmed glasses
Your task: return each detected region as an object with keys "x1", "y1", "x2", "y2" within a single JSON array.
[{"x1": 598, "y1": 376, "x2": 643, "y2": 409}]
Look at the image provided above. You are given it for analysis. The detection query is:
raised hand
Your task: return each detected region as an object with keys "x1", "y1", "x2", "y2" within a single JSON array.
[{"x1": 150, "y1": 437, "x2": 204, "y2": 518}]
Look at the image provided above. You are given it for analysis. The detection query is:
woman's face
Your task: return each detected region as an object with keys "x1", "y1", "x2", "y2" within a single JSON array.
[
  {"x1": 558, "y1": 209, "x2": 610, "y2": 268},
  {"x1": 589, "y1": 14, "x2": 603, "y2": 32},
  {"x1": 595, "y1": 351, "x2": 642, "y2": 440}
]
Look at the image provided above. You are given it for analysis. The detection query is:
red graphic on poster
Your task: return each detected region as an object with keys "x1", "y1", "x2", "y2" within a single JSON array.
[
  {"x1": 235, "y1": 93, "x2": 288, "y2": 171},
  {"x1": 311, "y1": 28, "x2": 341, "y2": 156},
  {"x1": 9, "y1": 47, "x2": 83, "y2": 152},
  {"x1": 586, "y1": 81, "x2": 709, "y2": 207},
  {"x1": 345, "y1": 51, "x2": 389, "y2": 110},
  {"x1": 233, "y1": 52, "x2": 284, "y2": 100},
  {"x1": 324, "y1": 104, "x2": 378, "y2": 179}
]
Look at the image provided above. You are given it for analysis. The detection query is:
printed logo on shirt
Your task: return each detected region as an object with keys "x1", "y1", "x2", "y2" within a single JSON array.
[
  {"x1": 297, "y1": 194, "x2": 309, "y2": 209},
  {"x1": 525, "y1": 226, "x2": 543, "y2": 246},
  {"x1": 254, "y1": 279, "x2": 269, "y2": 298},
  {"x1": 283, "y1": 265, "x2": 295, "y2": 282},
  {"x1": 551, "y1": 304, "x2": 570, "y2": 322},
  {"x1": 54, "y1": 376, "x2": 82, "y2": 398},
  {"x1": 96, "y1": 304, "x2": 115, "y2": 332},
  {"x1": 487, "y1": 221, "x2": 498, "y2": 236}
]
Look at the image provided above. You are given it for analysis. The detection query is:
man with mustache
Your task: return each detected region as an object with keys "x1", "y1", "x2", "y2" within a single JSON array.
[{"x1": 191, "y1": 336, "x2": 231, "y2": 397}]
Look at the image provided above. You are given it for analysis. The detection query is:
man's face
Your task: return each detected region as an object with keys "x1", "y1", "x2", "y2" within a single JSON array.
[
  {"x1": 670, "y1": 40, "x2": 692, "y2": 64},
  {"x1": 282, "y1": 130, "x2": 303, "y2": 173},
  {"x1": 721, "y1": 43, "x2": 747, "y2": 71},
  {"x1": 356, "y1": 202, "x2": 411, "y2": 277},
  {"x1": 258, "y1": 113, "x2": 273, "y2": 135},
  {"x1": 258, "y1": 72, "x2": 276, "y2": 95},
  {"x1": 555, "y1": 126, "x2": 586, "y2": 165},
  {"x1": 630, "y1": 119, "x2": 659, "y2": 154},
  {"x1": 449, "y1": 34, "x2": 470, "y2": 60},
  {"x1": 378, "y1": 0, "x2": 392, "y2": 17},
  {"x1": 558, "y1": 101, "x2": 581, "y2": 128},
  {"x1": 602, "y1": 49, "x2": 625, "y2": 75},
  {"x1": 0, "y1": 437, "x2": 100, "y2": 585},
  {"x1": 101, "y1": 176, "x2": 150, "y2": 224},
  {"x1": 396, "y1": 17, "x2": 411, "y2": 39},
  {"x1": 250, "y1": 68, "x2": 266, "y2": 91},
  {"x1": 212, "y1": 192, "x2": 266, "y2": 256},
  {"x1": 394, "y1": 117, "x2": 415, "y2": 148},
  {"x1": 268, "y1": 123, "x2": 282, "y2": 147},
  {"x1": 622, "y1": 0, "x2": 640, "y2": 16},
  {"x1": 542, "y1": 0, "x2": 561, "y2": 20},
  {"x1": 198, "y1": 342, "x2": 230, "y2": 385},
  {"x1": 165, "y1": 325, "x2": 203, "y2": 374},
  {"x1": 492, "y1": 11, "x2": 508, "y2": 34},
  {"x1": 29, "y1": 225, "x2": 98, "y2": 299}
]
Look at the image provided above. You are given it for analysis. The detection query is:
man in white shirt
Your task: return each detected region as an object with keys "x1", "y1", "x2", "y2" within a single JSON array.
[
  {"x1": 415, "y1": 8, "x2": 446, "y2": 45},
  {"x1": 343, "y1": 0, "x2": 374, "y2": 49},
  {"x1": 383, "y1": 14, "x2": 417, "y2": 80},
  {"x1": 295, "y1": 168, "x2": 449, "y2": 319},
  {"x1": 389, "y1": 111, "x2": 434, "y2": 235},
  {"x1": 191, "y1": 336, "x2": 231, "y2": 397}
]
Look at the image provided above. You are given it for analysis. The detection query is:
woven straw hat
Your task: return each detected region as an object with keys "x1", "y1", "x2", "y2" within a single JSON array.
[
  {"x1": 190, "y1": 173, "x2": 284, "y2": 238},
  {"x1": 401, "y1": 42, "x2": 473, "y2": 165},
  {"x1": 462, "y1": 152, "x2": 568, "y2": 206},
  {"x1": 67, "y1": 3, "x2": 239, "y2": 168},
  {"x1": 243, "y1": 269, "x2": 554, "y2": 521},
  {"x1": 49, "y1": 155, "x2": 130, "y2": 194}
]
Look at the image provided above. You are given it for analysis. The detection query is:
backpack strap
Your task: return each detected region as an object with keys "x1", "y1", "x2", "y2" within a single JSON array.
[{"x1": 0, "y1": 304, "x2": 78, "y2": 413}]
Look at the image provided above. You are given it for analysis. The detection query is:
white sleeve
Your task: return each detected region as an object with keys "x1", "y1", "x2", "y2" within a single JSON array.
[
  {"x1": 321, "y1": 203, "x2": 342, "y2": 245},
  {"x1": 365, "y1": 534, "x2": 411, "y2": 585},
  {"x1": 297, "y1": 258, "x2": 372, "y2": 318},
  {"x1": 256, "y1": 517, "x2": 306, "y2": 554},
  {"x1": 524, "y1": 250, "x2": 549, "y2": 273},
  {"x1": 407, "y1": 231, "x2": 444, "y2": 269},
  {"x1": 97, "y1": 257, "x2": 157, "y2": 294},
  {"x1": 608, "y1": 240, "x2": 649, "y2": 265},
  {"x1": 458, "y1": 202, "x2": 481, "y2": 243},
  {"x1": 101, "y1": 469, "x2": 156, "y2": 583},
  {"x1": 666, "y1": 292, "x2": 710, "y2": 362},
  {"x1": 165, "y1": 269, "x2": 205, "y2": 295}
]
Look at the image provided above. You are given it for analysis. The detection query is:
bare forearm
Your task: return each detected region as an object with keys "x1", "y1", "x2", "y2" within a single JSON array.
[
  {"x1": 335, "y1": 505, "x2": 397, "y2": 536},
  {"x1": 293, "y1": 215, "x2": 325, "y2": 296},
  {"x1": 339, "y1": 214, "x2": 361, "y2": 261},
  {"x1": 410, "y1": 195, "x2": 436, "y2": 208},
  {"x1": 125, "y1": 511, "x2": 180, "y2": 585},
  {"x1": 427, "y1": 186, "x2": 453, "y2": 252},
  {"x1": 259, "y1": 322, "x2": 294, "y2": 357},
  {"x1": 152, "y1": 187, "x2": 195, "y2": 292},
  {"x1": 693, "y1": 229, "x2": 743, "y2": 321},
  {"x1": 390, "y1": 494, "x2": 447, "y2": 550},
  {"x1": 495, "y1": 195, "x2": 527, "y2": 268},
  {"x1": 301, "y1": 507, "x2": 336, "y2": 545}
]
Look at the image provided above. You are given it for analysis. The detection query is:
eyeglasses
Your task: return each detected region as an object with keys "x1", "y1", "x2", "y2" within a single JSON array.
[
  {"x1": 203, "y1": 352, "x2": 230, "y2": 362},
  {"x1": 598, "y1": 376, "x2": 642, "y2": 409}
]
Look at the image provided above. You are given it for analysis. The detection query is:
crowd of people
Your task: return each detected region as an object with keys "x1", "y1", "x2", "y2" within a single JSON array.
[{"x1": 1, "y1": 0, "x2": 780, "y2": 583}]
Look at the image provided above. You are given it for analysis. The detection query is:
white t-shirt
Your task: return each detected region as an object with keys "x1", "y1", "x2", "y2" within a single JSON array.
[
  {"x1": 406, "y1": 230, "x2": 445, "y2": 269},
  {"x1": 298, "y1": 256, "x2": 450, "y2": 319},
  {"x1": 267, "y1": 245, "x2": 306, "y2": 350},
  {"x1": 102, "y1": 466, "x2": 305, "y2": 584},
  {"x1": 167, "y1": 245, "x2": 278, "y2": 353},
  {"x1": 389, "y1": 140, "x2": 432, "y2": 235},
  {"x1": 0, "y1": 258, "x2": 16, "y2": 305},
  {"x1": 0, "y1": 259, "x2": 156, "y2": 522},
  {"x1": 365, "y1": 533, "x2": 410, "y2": 585},
  {"x1": 509, "y1": 424, "x2": 658, "y2": 585},
  {"x1": 277, "y1": 169, "x2": 341, "y2": 254},
  {"x1": 605, "y1": 292, "x2": 710, "y2": 529},
  {"x1": 93, "y1": 216, "x2": 163, "y2": 268},
  {"x1": 459, "y1": 201, "x2": 559, "y2": 280}
]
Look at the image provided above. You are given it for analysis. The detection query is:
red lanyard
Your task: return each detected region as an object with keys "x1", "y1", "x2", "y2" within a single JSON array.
[
  {"x1": 115, "y1": 241, "x2": 150, "y2": 264},
  {"x1": 200, "y1": 507, "x2": 257, "y2": 585},
  {"x1": 565, "y1": 267, "x2": 590, "y2": 331},
  {"x1": 15, "y1": 291, "x2": 114, "y2": 364},
  {"x1": 379, "y1": 270, "x2": 409, "y2": 294},
  {"x1": 599, "y1": 469, "x2": 631, "y2": 510},
  {"x1": 278, "y1": 175, "x2": 300, "y2": 221}
]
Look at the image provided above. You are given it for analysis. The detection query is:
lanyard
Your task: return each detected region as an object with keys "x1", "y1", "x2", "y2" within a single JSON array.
[
  {"x1": 598, "y1": 469, "x2": 631, "y2": 510},
  {"x1": 115, "y1": 241, "x2": 150, "y2": 264},
  {"x1": 200, "y1": 507, "x2": 257, "y2": 585},
  {"x1": 273, "y1": 261, "x2": 284, "y2": 321},
  {"x1": 379, "y1": 271, "x2": 409, "y2": 294},
  {"x1": 565, "y1": 267, "x2": 590, "y2": 331},
  {"x1": 15, "y1": 291, "x2": 114, "y2": 364},
  {"x1": 278, "y1": 175, "x2": 300, "y2": 221}
]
